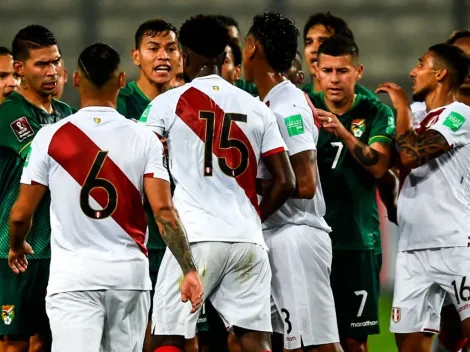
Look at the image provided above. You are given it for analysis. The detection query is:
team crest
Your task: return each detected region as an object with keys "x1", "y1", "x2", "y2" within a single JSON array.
[
  {"x1": 392, "y1": 307, "x2": 401, "y2": 323},
  {"x1": 351, "y1": 119, "x2": 366, "y2": 138},
  {"x1": 94, "y1": 118, "x2": 101, "y2": 124},
  {"x1": 212, "y1": 86, "x2": 219, "y2": 91},
  {"x1": 1, "y1": 305, "x2": 15, "y2": 325}
]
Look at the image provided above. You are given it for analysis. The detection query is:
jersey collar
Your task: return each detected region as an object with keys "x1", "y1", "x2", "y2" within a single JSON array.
[{"x1": 263, "y1": 80, "x2": 291, "y2": 104}]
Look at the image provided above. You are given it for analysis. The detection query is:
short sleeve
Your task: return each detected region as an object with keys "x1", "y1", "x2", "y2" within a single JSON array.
[
  {"x1": 368, "y1": 104, "x2": 395, "y2": 146},
  {"x1": 0, "y1": 101, "x2": 36, "y2": 159},
  {"x1": 20, "y1": 129, "x2": 49, "y2": 186},
  {"x1": 275, "y1": 107, "x2": 316, "y2": 156},
  {"x1": 139, "y1": 95, "x2": 171, "y2": 137},
  {"x1": 144, "y1": 132, "x2": 170, "y2": 183},
  {"x1": 261, "y1": 109, "x2": 287, "y2": 158},
  {"x1": 430, "y1": 106, "x2": 470, "y2": 148}
]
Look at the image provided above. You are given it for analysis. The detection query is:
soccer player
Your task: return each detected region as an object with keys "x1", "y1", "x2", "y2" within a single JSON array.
[
  {"x1": 8, "y1": 42, "x2": 203, "y2": 352},
  {"x1": 376, "y1": 43, "x2": 470, "y2": 352},
  {"x1": 215, "y1": 14, "x2": 241, "y2": 46},
  {"x1": 302, "y1": 12, "x2": 376, "y2": 99},
  {"x1": 243, "y1": 12, "x2": 342, "y2": 352},
  {"x1": 222, "y1": 38, "x2": 242, "y2": 85},
  {"x1": 0, "y1": 25, "x2": 72, "y2": 352},
  {"x1": 284, "y1": 51, "x2": 304, "y2": 87},
  {"x1": 0, "y1": 47, "x2": 20, "y2": 104},
  {"x1": 141, "y1": 14, "x2": 295, "y2": 352},
  {"x1": 312, "y1": 36, "x2": 395, "y2": 352}
]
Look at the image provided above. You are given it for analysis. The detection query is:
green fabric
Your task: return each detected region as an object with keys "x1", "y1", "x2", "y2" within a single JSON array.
[
  {"x1": 235, "y1": 79, "x2": 258, "y2": 96},
  {"x1": 330, "y1": 251, "x2": 382, "y2": 338},
  {"x1": 0, "y1": 92, "x2": 72, "y2": 259},
  {"x1": 0, "y1": 259, "x2": 50, "y2": 336},
  {"x1": 311, "y1": 92, "x2": 395, "y2": 252}
]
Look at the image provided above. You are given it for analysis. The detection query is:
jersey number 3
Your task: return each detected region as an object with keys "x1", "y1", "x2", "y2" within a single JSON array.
[
  {"x1": 80, "y1": 151, "x2": 117, "y2": 220},
  {"x1": 199, "y1": 111, "x2": 249, "y2": 177}
]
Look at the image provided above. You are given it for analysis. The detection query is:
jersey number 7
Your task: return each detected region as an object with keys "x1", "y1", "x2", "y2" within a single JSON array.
[{"x1": 199, "y1": 111, "x2": 249, "y2": 177}]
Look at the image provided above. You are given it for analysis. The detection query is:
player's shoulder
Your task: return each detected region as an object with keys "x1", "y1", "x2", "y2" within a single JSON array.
[
  {"x1": 357, "y1": 94, "x2": 393, "y2": 118},
  {"x1": 438, "y1": 101, "x2": 470, "y2": 129},
  {"x1": 118, "y1": 81, "x2": 135, "y2": 98},
  {"x1": 0, "y1": 93, "x2": 35, "y2": 132},
  {"x1": 51, "y1": 98, "x2": 73, "y2": 115},
  {"x1": 354, "y1": 84, "x2": 378, "y2": 100},
  {"x1": 411, "y1": 101, "x2": 426, "y2": 113}
]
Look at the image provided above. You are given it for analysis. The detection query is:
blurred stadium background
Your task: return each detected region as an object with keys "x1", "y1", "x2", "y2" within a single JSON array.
[{"x1": 0, "y1": 0, "x2": 468, "y2": 350}]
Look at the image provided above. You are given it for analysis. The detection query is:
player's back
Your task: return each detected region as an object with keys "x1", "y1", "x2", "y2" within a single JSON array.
[
  {"x1": 24, "y1": 107, "x2": 166, "y2": 294},
  {"x1": 142, "y1": 75, "x2": 285, "y2": 247},
  {"x1": 260, "y1": 81, "x2": 330, "y2": 232},
  {"x1": 398, "y1": 101, "x2": 470, "y2": 251}
]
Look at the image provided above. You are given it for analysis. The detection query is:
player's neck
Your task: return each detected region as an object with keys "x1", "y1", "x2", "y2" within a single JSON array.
[
  {"x1": 18, "y1": 84, "x2": 53, "y2": 114},
  {"x1": 194, "y1": 65, "x2": 220, "y2": 80},
  {"x1": 324, "y1": 94, "x2": 357, "y2": 116},
  {"x1": 255, "y1": 69, "x2": 287, "y2": 101},
  {"x1": 424, "y1": 87, "x2": 455, "y2": 112},
  {"x1": 136, "y1": 74, "x2": 169, "y2": 101},
  {"x1": 456, "y1": 90, "x2": 470, "y2": 106},
  {"x1": 313, "y1": 76, "x2": 321, "y2": 92}
]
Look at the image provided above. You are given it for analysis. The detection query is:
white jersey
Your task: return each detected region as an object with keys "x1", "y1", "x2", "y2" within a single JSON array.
[
  {"x1": 398, "y1": 102, "x2": 470, "y2": 251},
  {"x1": 259, "y1": 80, "x2": 330, "y2": 232},
  {"x1": 21, "y1": 107, "x2": 169, "y2": 294},
  {"x1": 410, "y1": 101, "x2": 427, "y2": 127},
  {"x1": 141, "y1": 75, "x2": 286, "y2": 247}
]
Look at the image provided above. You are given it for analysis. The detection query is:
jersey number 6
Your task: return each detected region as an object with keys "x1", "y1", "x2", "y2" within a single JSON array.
[
  {"x1": 199, "y1": 111, "x2": 249, "y2": 177},
  {"x1": 80, "y1": 151, "x2": 118, "y2": 220}
]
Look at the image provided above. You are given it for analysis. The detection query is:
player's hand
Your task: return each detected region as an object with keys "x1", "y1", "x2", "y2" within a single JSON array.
[
  {"x1": 317, "y1": 109, "x2": 349, "y2": 139},
  {"x1": 8, "y1": 242, "x2": 33, "y2": 274},
  {"x1": 180, "y1": 270, "x2": 204, "y2": 313},
  {"x1": 375, "y1": 82, "x2": 410, "y2": 110},
  {"x1": 256, "y1": 178, "x2": 273, "y2": 196}
]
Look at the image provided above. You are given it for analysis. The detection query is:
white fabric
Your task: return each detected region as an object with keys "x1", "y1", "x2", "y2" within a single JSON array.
[
  {"x1": 152, "y1": 242, "x2": 272, "y2": 338},
  {"x1": 259, "y1": 80, "x2": 330, "y2": 232},
  {"x1": 142, "y1": 75, "x2": 286, "y2": 248},
  {"x1": 265, "y1": 224, "x2": 339, "y2": 348},
  {"x1": 390, "y1": 247, "x2": 470, "y2": 334},
  {"x1": 21, "y1": 107, "x2": 169, "y2": 294},
  {"x1": 398, "y1": 102, "x2": 470, "y2": 251},
  {"x1": 47, "y1": 289, "x2": 150, "y2": 352}
]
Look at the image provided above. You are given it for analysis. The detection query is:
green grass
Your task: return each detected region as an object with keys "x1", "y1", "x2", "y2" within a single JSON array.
[{"x1": 368, "y1": 293, "x2": 396, "y2": 352}]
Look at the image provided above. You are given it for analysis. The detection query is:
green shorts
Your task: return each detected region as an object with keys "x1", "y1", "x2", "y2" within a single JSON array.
[
  {"x1": 0, "y1": 259, "x2": 50, "y2": 338},
  {"x1": 330, "y1": 250, "x2": 382, "y2": 340}
]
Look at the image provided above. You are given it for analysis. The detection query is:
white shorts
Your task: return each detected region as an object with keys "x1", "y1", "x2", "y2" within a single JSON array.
[
  {"x1": 152, "y1": 242, "x2": 272, "y2": 339},
  {"x1": 264, "y1": 225, "x2": 340, "y2": 349},
  {"x1": 46, "y1": 289, "x2": 150, "y2": 352},
  {"x1": 391, "y1": 247, "x2": 470, "y2": 334}
]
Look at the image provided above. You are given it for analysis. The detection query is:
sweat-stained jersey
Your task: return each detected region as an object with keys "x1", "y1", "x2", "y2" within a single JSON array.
[
  {"x1": 398, "y1": 102, "x2": 470, "y2": 251},
  {"x1": 0, "y1": 92, "x2": 72, "y2": 259},
  {"x1": 21, "y1": 107, "x2": 169, "y2": 294},
  {"x1": 140, "y1": 74, "x2": 286, "y2": 247},
  {"x1": 312, "y1": 92, "x2": 395, "y2": 252},
  {"x1": 259, "y1": 80, "x2": 330, "y2": 232}
]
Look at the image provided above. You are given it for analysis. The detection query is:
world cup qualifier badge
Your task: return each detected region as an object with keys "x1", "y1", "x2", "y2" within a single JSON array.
[
  {"x1": 350, "y1": 119, "x2": 366, "y2": 138},
  {"x1": 1, "y1": 305, "x2": 15, "y2": 325}
]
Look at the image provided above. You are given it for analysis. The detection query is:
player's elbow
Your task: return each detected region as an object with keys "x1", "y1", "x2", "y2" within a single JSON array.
[
  {"x1": 296, "y1": 179, "x2": 316, "y2": 199},
  {"x1": 371, "y1": 167, "x2": 388, "y2": 179},
  {"x1": 399, "y1": 154, "x2": 419, "y2": 170},
  {"x1": 278, "y1": 171, "x2": 296, "y2": 198}
]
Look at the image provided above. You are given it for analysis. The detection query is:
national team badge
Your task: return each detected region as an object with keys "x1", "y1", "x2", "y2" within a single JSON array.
[
  {"x1": 392, "y1": 307, "x2": 401, "y2": 323},
  {"x1": 10, "y1": 117, "x2": 34, "y2": 142},
  {"x1": 350, "y1": 119, "x2": 366, "y2": 138},
  {"x1": 1, "y1": 305, "x2": 15, "y2": 325},
  {"x1": 94, "y1": 118, "x2": 101, "y2": 124},
  {"x1": 212, "y1": 86, "x2": 219, "y2": 91}
]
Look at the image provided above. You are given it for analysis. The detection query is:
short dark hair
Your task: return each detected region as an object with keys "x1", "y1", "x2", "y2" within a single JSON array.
[
  {"x1": 429, "y1": 43, "x2": 470, "y2": 88},
  {"x1": 446, "y1": 30, "x2": 470, "y2": 45},
  {"x1": 227, "y1": 38, "x2": 242, "y2": 67},
  {"x1": 215, "y1": 15, "x2": 239, "y2": 30},
  {"x1": 135, "y1": 18, "x2": 178, "y2": 49},
  {"x1": 78, "y1": 43, "x2": 121, "y2": 88},
  {"x1": 179, "y1": 14, "x2": 230, "y2": 58},
  {"x1": 303, "y1": 12, "x2": 354, "y2": 42},
  {"x1": 0, "y1": 46, "x2": 12, "y2": 56},
  {"x1": 248, "y1": 12, "x2": 299, "y2": 73},
  {"x1": 318, "y1": 35, "x2": 359, "y2": 62},
  {"x1": 12, "y1": 25, "x2": 58, "y2": 61}
]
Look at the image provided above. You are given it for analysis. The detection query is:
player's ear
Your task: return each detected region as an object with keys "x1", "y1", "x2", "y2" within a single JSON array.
[
  {"x1": 234, "y1": 65, "x2": 241, "y2": 82},
  {"x1": 132, "y1": 49, "x2": 140, "y2": 67},
  {"x1": 435, "y1": 67, "x2": 447, "y2": 83},
  {"x1": 297, "y1": 70, "x2": 304, "y2": 86},
  {"x1": 63, "y1": 67, "x2": 68, "y2": 84},
  {"x1": 13, "y1": 60, "x2": 24, "y2": 77},
  {"x1": 356, "y1": 64, "x2": 364, "y2": 82},
  {"x1": 72, "y1": 71, "x2": 79, "y2": 88},
  {"x1": 118, "y1": 72, "x2": 126, "y2": 88}
]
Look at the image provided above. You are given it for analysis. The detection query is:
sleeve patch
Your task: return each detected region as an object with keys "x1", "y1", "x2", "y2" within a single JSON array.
[
  {"x1": 443, "y1": 111, "x2": 466, "y2": 132},
  {"x1": 10, "y1": 117, "x2": 34, "y2": 142},
  {"x1": 386, "y1": 115, "x2": 395, "y2": 135},
  {"x1": 284, "y1": 114, "x2": 304, "y2": 136},
  {"x1": 139, "y1": 104, "x2": 152, "y2": 123}
]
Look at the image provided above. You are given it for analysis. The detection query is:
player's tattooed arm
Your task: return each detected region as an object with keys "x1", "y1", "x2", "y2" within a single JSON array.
[
  {"x1": 351, "y1": 140, "x2": 380, "y2": 166},
  {"x1": 396, "y1": 129, "x2": 450, "y2": 169},
  {"x1": 155, "y1": 212, "x2": 196, "y2": 274}
]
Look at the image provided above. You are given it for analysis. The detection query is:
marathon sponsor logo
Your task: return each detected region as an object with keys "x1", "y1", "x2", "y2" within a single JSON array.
[
  {"x1": 350, "y1": 320, "x2": 379, "y2": 328},
  {"x1": 459, "y1": 303, "x2": 470, "y2": 313}
]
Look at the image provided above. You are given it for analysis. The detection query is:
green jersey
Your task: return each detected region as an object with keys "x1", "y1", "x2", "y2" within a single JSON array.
[
  {"x1": 235, "y1": 79, "x2": 258, "y2": 96},
  {"x1": 302, "y1": 81, "x2": 378, "y2": 100},
  {"x1": 311, "y1": 93, "x2": 395, "y2": 252},
  {"x1": 0, "y1": 92, "x2": 72, "y2": 259},
  {"x1": 117, "y1": 81, "x2": 165, "y2": 250}
]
